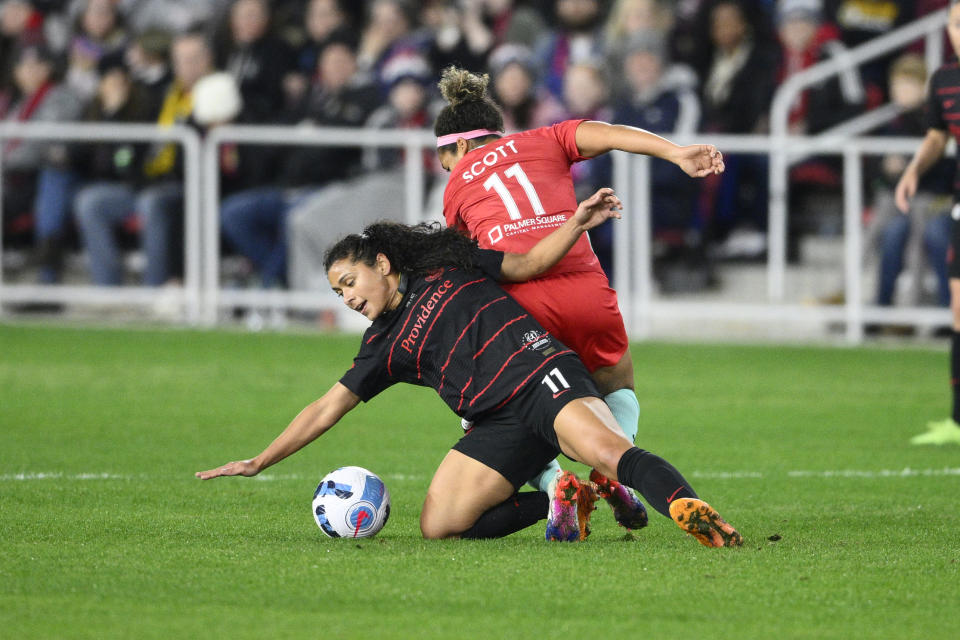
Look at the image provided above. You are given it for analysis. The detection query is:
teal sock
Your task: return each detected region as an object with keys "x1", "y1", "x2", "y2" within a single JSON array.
[
  {"x1": 527, "y1": 458, "x2": 562, "y2": 493},
  {"x1": 604, "y1": 388, "x2": 640, "y2": 442}
]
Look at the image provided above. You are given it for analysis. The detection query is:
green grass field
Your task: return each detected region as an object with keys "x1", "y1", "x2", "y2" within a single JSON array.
[{"x1": 2, "y1": 322, "x2": 959, "y2": 639}]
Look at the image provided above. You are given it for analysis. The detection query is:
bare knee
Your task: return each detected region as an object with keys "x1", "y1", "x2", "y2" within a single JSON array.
[
  {"x1": 420, "y1": 519, "x2": 454, "y2": 540},
  {"x1": 420, "y1": 509, "x2": 462, "y2": 540},
  {"x1": 420, "y1": 495, "x2": 472, "y2": 540}
]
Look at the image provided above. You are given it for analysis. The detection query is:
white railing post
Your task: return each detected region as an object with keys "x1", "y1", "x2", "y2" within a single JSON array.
[
  {"x1": 182, "y1": 130, "x2": 203, "y2": 325},
  {"x1": 404, "y1": 131, "x2": 424, "y2": 224},
  {"x1": 202, "y1": 127, "x2": 222, "y2": 327},
  {"x1": 768, "y1": 143, "x2": 790, "y2": 302},
  {"x1": 612, "y1": 150, "x2": 633, "y2": 334},
  {"x1": 0, "y1": 122, "x2": 200, "y2": 314},
  {"x1": 843, "y1": 145, "x2": 864, "y2": 344},
  {"x1": 633, "y1": 155, "x2": 653, "y2": 339},
  {"x1": 768, "y1": 9, "x2": 947, "y2": 304}
]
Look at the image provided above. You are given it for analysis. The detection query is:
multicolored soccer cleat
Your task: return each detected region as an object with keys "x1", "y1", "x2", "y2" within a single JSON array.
[
  {"x1": 589, "y1": 469, "x2": 648, "y2": 530},
  {"x1": 909, "y1": 419, "x2": 960, "y2": 446},
  {"x1": 668, "y1": 498, "x2": 742, "y2": 548},
  {"x1": 545, "y1": 471, "x2": 596, "y2": 542}
]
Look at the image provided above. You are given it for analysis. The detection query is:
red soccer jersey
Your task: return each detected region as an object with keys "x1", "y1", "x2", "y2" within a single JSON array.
[{"x1": 442, "y1": 119, "x2": 602, "y2": 277}]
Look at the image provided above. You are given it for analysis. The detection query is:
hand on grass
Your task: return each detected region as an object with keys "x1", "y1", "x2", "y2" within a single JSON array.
[{"x1": 195, "y1": 459, "x2": 259, "y2": 480}]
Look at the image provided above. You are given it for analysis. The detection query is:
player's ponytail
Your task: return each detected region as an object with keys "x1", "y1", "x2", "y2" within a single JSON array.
[
  {"x1": 324, "y1": 221, "x2": 478, "y2": 277},
  {"x1": 434, "y1": 66, "x2": 504, "y2": 152}
]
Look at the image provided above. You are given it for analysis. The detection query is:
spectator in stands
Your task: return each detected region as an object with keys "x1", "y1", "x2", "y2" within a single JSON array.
[
  {"x1": 124, "y1": 28, "x2": 171, "y2": 110},
  {"x1": 285, "y1": 50, "x2": 441, "y2": 295},
  {"x1": 63, "y1": 0, "x2": 127, "y2": 103},
  {"x1": 363, "y1": 51, "x2": 441, "y2": 171},
  {"x1": 536, "y1": 0, "x2": 607, "y2": 99},
  {"x1": 281, "y1": 35, "x2": 380, "y2": 183},
  {"x1": 1, "y1": 43, "x2": 82, "y2": 284},
  {"x1": 284, "y1": 0, "x2": 351, "y2": 108},
  {"x1": 697, "y1": 0, "x2": 779, "y2": 260},
  {"x1": 217, "y1": 0, "x2": 294, "y2": 123},
  {"x1": 221, "y1": 36, "x2": 379, "y2": 292},
  {"x1": 824, "y1": 0, "x2": 913, "y2": 95},
  {"x1": 560, "y1": 60, "x2": 618, "y2": 274},
  {"x1": 71, "y1": 53, "x2": 158, "y2": 285},
  {"x1": 777, "y1": 0, "x2": 865, "y2": 135},
  {"x1": 612, "y1": 31, "x2": 709, "y2": 288},
  {"x1": 113, "y1": 0, "x2": 224, "y2": 36},
  {"x1": 72, "y1": 30, "x2": 213, "y2": 287},
  {"x1": 603, "y1": 0, "x2": 676, "y2": 83},
  {"x1": 866, "y1": 53, "x2": 951, "y2": 313},
  {"x1": 488, "y1": 43, "x2": 565, "y2": 132},
  {"x1": 417, "y1": 0, "x2": 491, "y2": 75},
  {"x1": 469, "y1": 0, "x2": 547, "y2": 48},
  {"x1": 776, "y1": 0, "x2": 869, "y2": 252},
  {"x1": 356, "y1": 0, "x2": 422, "y2": 89},
  {"x1": 1, "y1": 0, "x2": 45, "y2": 115},
  {"x1": 700, "y1": 0, "x2": 778, "y2": 135}
]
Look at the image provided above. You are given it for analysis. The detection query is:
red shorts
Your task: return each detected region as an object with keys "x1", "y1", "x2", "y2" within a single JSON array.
[{"x1": 501, "y1": 270, "x2": 628, "y2": 372}]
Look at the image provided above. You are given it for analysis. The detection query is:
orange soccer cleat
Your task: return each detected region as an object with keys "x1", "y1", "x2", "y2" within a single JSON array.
[{"x1": 669, "y1": 498, "x2": 742, "y2": 548}]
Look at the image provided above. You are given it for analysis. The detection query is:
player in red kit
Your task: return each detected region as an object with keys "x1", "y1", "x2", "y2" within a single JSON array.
[{"x1": 434, "y1": 67, "x2": 725, "y2": 528}]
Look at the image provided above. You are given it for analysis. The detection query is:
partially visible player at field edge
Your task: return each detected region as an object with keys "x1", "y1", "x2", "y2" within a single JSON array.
[
  {"x1": 894, "y1": 0, "x2": 960, "y2": 446},
  {"x1": 433, "y1": 66, "x2": 725, "y2": 507},
  {"x1": 197, "y1": 189, "x2": 742, "y2": 547}
]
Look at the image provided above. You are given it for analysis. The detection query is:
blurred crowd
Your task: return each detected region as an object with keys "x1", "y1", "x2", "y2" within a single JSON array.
[{"x1": 0, "y1": 0, "x2": 952, "y2": 309}]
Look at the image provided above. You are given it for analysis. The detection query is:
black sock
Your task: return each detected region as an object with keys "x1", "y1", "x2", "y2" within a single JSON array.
[
  {"x1": 952, "y1": 331, "x2": 960, "y2": 424},
  {"x1": 460, "y1": 491, "x2": 549, "y2": 539},
  {"x1": 616, "y1": 447, "x2": 698, "y2": 518}
]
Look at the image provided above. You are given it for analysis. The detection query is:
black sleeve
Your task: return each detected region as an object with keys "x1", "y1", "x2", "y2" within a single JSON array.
[
  {"x1": 924, "y1": 69, "x2": 946, "y2": 132},
  {"x1": 337, "y1": 335, "x2": 392, "y2": 402},
  {"x1": 472, "y1": 248, "x2": 505, "y2": 280}
]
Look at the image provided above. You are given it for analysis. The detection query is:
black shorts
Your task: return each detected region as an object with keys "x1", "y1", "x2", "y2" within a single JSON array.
[
  {"x1": 950, "y1": 203, "x2": 960, "y2": 279},
  {"x1": 452, "y1": 354, "x2": 601, "y2": 489}
]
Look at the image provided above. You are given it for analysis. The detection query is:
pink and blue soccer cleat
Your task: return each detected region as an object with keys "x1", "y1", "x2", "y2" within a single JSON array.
[
  {"x1": 589, "y1": 469, "x2": 648, "y2": 530},
  {"x1": 545, "y1": 471, "x2": 596, "y2": 542}
]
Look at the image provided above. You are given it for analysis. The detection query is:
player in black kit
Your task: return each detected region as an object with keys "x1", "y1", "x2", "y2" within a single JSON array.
[
  {"x1": 896, "y1": 0, "x2": 960, "y2": 446},
  {"x1": 197, "y1": 188, "x2": 741, "y2": 547}
]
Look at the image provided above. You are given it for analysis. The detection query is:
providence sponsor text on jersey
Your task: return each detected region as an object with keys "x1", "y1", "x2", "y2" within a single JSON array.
[{"x1": 339, "y1": 253, "x2": 575, "y2": 422}]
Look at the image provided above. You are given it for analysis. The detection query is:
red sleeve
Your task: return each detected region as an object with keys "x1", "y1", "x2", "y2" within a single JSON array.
[
  {"x1": 441, "y1": 181, "x2": 463, "y2": 230},
  {"x1": 550, "y1": 119, "x2": 591, "y2": 164}
]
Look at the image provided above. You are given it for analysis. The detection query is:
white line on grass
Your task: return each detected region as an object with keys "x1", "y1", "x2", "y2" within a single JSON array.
[{"x1": 2, "y1": 468, "x2": 959, "y2": 481}]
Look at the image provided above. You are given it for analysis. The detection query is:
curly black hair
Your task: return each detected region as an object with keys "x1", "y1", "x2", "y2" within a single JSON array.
[
  {"x1": 323, "y1": 221, "x2": 479, "y2": 277},
  {"x1": 433, "y1": 66, "x2": 504, "y2": 154}
]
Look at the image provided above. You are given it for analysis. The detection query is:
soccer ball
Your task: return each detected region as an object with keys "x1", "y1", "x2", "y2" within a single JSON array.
[{"x1": 311, "y1": 466, "x2": 391, "y2": 538}]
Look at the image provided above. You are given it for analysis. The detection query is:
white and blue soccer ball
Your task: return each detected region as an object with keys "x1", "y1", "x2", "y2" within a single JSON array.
[{"x1": 312, "y1": 466, "x2": 391, "y2": 539}]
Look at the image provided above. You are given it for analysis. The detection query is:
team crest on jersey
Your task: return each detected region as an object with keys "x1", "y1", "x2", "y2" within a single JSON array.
[{"x1": 523, "y1": 329, "x2": 552, "y2": 352}]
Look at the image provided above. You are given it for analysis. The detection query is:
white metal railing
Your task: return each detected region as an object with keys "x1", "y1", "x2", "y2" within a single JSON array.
[
  {"x1": 0, "y1": 121, "x2": 203, "y2": 322},
  {"x1": 200, "y1": 125, "x2": 434, "y2": 326},
  {"x1": 1, "y1": 123, "x2": 953, "y2": 342},
  {"x1": 614, "y1": 135, "x2": 952, "y2": 343},
  {"x1": 767, "y1": 8, "x2": 948, "y2": 302}
]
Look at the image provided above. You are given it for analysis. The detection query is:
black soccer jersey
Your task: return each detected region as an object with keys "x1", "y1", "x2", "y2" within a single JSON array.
[
  {"x1": 339, "y1": 250, "x2": 575, "y2": 422},
  {"x1": 925, "y1": 61, "x2": 960, "y2": 195}
]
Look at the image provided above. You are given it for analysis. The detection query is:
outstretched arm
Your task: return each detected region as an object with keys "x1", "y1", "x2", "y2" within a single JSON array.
[
  {"x1": 195, "y1": 382, "x2": 361, "y2": 479},
  {"x1": 499, "y1": 187, "x2": 622, "y2": 282},
  {"x1": 894, "y1": 128, "x2": 948, "y2": 213},
  {"x1": 574, "y1": 120, "x2": 724, "y2": 177}
]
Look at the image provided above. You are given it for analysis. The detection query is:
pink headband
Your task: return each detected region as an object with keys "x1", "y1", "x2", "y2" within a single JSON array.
[{"x1": 436, "y1": 129, "x2": 500, "y2": 147}]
